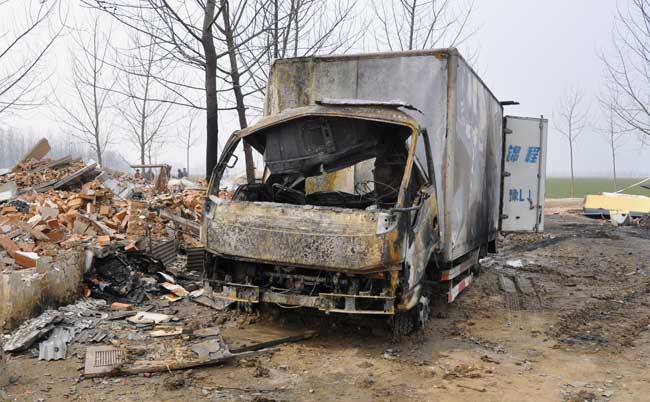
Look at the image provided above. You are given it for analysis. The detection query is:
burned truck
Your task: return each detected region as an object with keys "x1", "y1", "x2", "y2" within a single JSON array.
[{"x1": 202, "y1": 49, "x2": 547, "y2": 333}]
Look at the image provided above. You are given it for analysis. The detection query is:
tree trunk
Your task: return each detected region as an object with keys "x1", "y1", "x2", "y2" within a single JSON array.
[
  {"x1": 569, "y1": 140, "x2": 575, "y2": 198},
  {"x1": 611, "y1": 139, "x2": 618, "y2": 191},
  {"x1": 221, "y1": 0, "x2": 255, "y2": 184},
  {"x1": 273, "y1": 0, "x2": 279, "y2": 58},
  {"x1": 94, "y1": 129, "x2": 103, "y2": 167},
  {"x1": 203, "y1": 0, "x2": 220, "y2": 180},
  {"x1": 610, "y1": 106, "x2": 618, "y2": 192},
  {"x1": 408, "y1": 0, "x2": 416, "y2": 50}
]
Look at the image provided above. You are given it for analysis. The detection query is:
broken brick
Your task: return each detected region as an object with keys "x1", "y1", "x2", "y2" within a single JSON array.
[
  {"x1": 0, "y1": 235, "x2": 18, "y2": 257},
  {"x1": 45, "y1": 229, "x2": 65, "y2": 243},
  {"x1": 111, "y1": 302, "x2": 133, "y2": 311},
  {"x1": 14, "y1": 250, "x2": 39, "y2": 268},
  {"x1": 97, "y1": 235, "x2": 111, "y2": 247}
]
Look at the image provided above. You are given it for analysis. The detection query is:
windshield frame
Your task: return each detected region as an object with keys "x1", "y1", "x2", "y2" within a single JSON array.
[{"x1": 206, "y1": 118, "x2": 422, "y2": 210}]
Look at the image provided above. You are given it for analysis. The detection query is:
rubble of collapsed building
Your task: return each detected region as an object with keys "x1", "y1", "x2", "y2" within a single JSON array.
[{"x1": 0, "y1": 139, "x2": 314, "y2": 378}]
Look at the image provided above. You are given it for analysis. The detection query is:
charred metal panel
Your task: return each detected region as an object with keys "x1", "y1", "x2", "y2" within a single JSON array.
[
  {"x1": 403, "y1": 185, "x2": 439, "y2": 308},
  {"x1": 186, "y1": 247, "x2": 206, "y2": 272},
  {"x1": 263, "y1": 117, "x2": 401, "y2": 176},
  {"x1": 447, "y1": 56, "x2": 503, "y2": 260},
  {"x1": 206, "y1": 200, "x2": 405, "y2": 272}
]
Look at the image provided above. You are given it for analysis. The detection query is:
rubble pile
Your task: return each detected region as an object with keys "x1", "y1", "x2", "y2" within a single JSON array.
[
  {"x1": 0, "y1": 139, "x2": 206, "y2": 272},
  {"x1": 0, "y1": 139, "x2": 208, "y2": 335},
  {"x1": 0, "y1": 157, "x2": 88, "y2": 189}
]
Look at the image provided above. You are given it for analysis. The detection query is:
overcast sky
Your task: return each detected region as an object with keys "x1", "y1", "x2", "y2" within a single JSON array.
[
  {"x1": 470, "y1": 0, "x2": 650, "y2": 177},
  {"x1": 3, "y1": 0, "x2": 650, "y2": 178}
]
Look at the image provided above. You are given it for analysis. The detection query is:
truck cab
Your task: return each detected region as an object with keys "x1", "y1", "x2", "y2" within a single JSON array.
[{"x1": 203, "y1": 104, "x2": 438, "y2": 330}]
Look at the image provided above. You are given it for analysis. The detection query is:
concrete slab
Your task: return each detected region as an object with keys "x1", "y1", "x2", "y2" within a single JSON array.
[{"x1": 0, "y1": 249, "x2": 83, "y2": 331}]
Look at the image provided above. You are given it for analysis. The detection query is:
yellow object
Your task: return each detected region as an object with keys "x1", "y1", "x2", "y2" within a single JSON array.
[{"x1": 583, "y1": 192, "x2": 650, "y2": 216}]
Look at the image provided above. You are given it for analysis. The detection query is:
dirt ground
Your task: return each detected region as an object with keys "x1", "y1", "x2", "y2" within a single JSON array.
[{"x1": 2, "y1": 212, "x2": 650, "y2": 402}]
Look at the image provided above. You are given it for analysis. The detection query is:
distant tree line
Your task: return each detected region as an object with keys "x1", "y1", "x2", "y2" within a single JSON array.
[{"x1": 0, "y1": 127, "x2": 131, "y2": 171}]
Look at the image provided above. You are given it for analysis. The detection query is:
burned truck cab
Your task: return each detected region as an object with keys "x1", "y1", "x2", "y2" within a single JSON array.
[
  {"x1": 201, "y1": 49, "x2": 546, "y2": 333},
  {"x1": 203, "y1": 104, "x2": 439, "y2": 322}
]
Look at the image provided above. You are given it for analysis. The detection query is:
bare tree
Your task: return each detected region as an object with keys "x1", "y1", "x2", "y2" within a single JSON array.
[
  {"x1": 554, "y1": 87, "x2": 590, "y2": 198},
  {"x1": 601, "y1": 0, "x2": 650, "y2": 138},
  {"x1": 84, "y1": 0, "x2": 228, "y2": 179},
  {"x1": 372, "y1": 0, "x2": 475, "y2": 51},
  {"x1": 238, "y1": 0, "x2": 360, "y2": 111},
  {"x1": 0, "y1": 0, "x2": 64, "y2": 115},
  {"x1": 598, "y1": 88, "x2": 635, "y2": 191},
  {"x1": 113, "y1": 33, "x2": 175, "y2": 165},
  {"x1": 54, "y1": 16, "x2": 116, "y2": 166},
  {"x1": 87, "y1": 0, "x2": 360, "y2": 178},
  {"x1": 217, "y1": 0, "x2": 271, "y2": 183}
]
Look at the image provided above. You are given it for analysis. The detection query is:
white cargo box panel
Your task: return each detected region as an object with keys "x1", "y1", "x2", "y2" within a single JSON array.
[{"x1": 501, "y1": 116, "x2": 548, "y2": 232}]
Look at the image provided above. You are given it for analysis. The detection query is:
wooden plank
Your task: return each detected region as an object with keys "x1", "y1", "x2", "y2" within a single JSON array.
[
  {"x1": 11, "y1": 138, "x2": 50, "y2": 172},
  {"x1": 159, "y1": 210, "x2": 200, "y2": 235},
  {"x1": 221, "y1": 324, "x2": 317, "y2": 353}
]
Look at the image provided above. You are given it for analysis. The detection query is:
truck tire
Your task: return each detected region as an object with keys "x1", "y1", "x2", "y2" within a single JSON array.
[
  {"x1": 392, "y1": 293, "x2": 432, "y2": 337},
  {"x1": 392, "y1": 310, "x2": 415, "y2": 337}
]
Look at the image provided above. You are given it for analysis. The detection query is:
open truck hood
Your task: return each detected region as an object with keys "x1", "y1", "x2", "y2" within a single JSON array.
[{"x1": 232, "y1": 104, "x2": 421, "y2": 154}]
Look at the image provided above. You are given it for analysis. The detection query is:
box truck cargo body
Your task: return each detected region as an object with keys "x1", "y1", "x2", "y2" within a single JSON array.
[{"x1": 202, "y1": 49, "x2": 547, "y2": 333}]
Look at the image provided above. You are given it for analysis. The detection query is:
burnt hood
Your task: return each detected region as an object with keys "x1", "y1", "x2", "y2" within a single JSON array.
[{"x1": 234, "y1": 104, "x2": 421, "y2": 176}]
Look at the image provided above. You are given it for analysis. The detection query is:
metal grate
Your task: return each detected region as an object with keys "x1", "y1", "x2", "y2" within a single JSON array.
[
  {"x1": 84, "y1": 346, "x2": 123, "y2": 377},
  {"x1": 95, "y1": 349, "x2": 122, "y2": 366}
]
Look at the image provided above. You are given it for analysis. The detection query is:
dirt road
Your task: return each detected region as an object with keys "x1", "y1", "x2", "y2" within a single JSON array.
[{"x1": 2, "y1": 213, "x2": 650, "y2": 401}]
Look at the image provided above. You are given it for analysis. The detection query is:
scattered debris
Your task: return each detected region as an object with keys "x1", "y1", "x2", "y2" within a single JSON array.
[
  {"x1": 456, "y1": 384, "x2": 486, "y2": 393},
  {"x1": 4, "y1": 298, "x2": 107, "y2": 354},
  {"x1": 3, "y1": 311, "x2": 63, "y2": 353},
  {"x1": 126, "y1": 312, "x2": 173, "y2": 325},
  {"x1": 220, "y1": 325, "x2": 317, "y2": 353},
  {"x1": 506, "y1": 259, "x2": 524, "y2": 268}
]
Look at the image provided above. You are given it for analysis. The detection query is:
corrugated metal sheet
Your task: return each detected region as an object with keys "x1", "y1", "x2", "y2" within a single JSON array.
[
  {"x1": 150, "y1": 238, "x2": 178, "y2": 267},
  {"x1": 186, "y1": 247, "x2": 205, "y2": 272},
  {"x1": 39, "y1": 327, "x2": 73, "y2": 361}
]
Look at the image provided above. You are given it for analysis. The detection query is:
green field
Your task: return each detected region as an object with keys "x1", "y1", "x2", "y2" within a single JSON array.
[{"x1": 545, "y1": 177, "x2": 650, "y2": 198}]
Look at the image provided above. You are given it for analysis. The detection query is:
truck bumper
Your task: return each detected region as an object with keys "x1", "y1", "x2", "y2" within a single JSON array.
[{"x1": 213, "y1": 282, "x2": 396, "y2": 315}]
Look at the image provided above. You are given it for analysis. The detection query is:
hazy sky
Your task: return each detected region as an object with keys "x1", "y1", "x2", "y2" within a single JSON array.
[
  {"x1": 3, "y1": 0, "x2": 650, "y2": 178},
  {"x1": 469, "y1": 0, "x2": 650, "y2": 177}
]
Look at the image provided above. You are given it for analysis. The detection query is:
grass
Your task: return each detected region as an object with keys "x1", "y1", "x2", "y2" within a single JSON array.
[{"x1": 545, "y1": 177, "x2": 650, "y2": 198}]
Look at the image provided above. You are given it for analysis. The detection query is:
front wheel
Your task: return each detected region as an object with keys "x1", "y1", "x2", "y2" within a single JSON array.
[{"x1": 391, "y1": 296, "x2": 430, "y2": 337}]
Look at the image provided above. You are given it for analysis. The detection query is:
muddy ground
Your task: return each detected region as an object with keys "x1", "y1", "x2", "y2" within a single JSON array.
[{"x1": 2, "y1": 212, "x2": 650, "y2": 402}]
